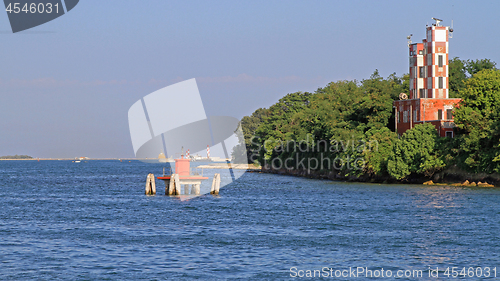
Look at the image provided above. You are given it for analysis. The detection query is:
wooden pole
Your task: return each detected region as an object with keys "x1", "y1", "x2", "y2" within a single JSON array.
[
  {"x1": 167, "y1": 174, "x2": 177, "y2": 195},
  {"x1": 174, "y1": 174, "x2": 181, "y2": 195},
  {"x1": 165, "y1": 178, "x2": 172, "y2": 195},
  {"x1": 151, "y1": 174, "x2": 156, "y2": 195},
  {"x1": 210, "y1": 173, "x2": 221, "y2": 195},
  {"x1": 145, "y1": 173, "x2": 156, "y2": 195},
  {"x1": 210, "y1": 175, "x2": 215, "y2": 194},
  {"x1": 145, "y1": 173, "x2": 152, "y2": 195},
  {"x1": 216, "y1": 174, "x2": 220, "y2": 194}
]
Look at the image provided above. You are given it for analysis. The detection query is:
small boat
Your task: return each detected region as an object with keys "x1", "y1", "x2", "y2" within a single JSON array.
[
  {"x1": 158, "y1": 152, "x2": 175, "y2": 163},
  {"x1": 159, "y1": 157, "x2": 175, "y2": 163},
  {"x1": 189, "y1": 154, "x2": 212, "y2": 162}
]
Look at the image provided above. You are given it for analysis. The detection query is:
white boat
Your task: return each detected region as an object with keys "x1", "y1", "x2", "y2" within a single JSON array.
[{"x1": 159, "y1": 157, "x2": 175, "y2": 163}]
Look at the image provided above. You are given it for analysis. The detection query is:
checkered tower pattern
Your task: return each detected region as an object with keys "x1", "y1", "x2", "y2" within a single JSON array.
[
  {"x1": 186, "y1": 149, "x2": 190, "y2": 158},
  {"x1": 409, "y1": 43, "x2": 425, "y2": 99},
  {"x1": 409, "y1": 26, "x2": 449, "y2": 99},
  {"x1": 424, "y1": 25, "x2": 449, "y2": 99},
  {"x1": 394, "y1": 20, "x2": 460, "y2": 138}
]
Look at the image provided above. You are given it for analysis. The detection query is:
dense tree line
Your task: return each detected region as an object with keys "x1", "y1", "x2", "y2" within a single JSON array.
[
  {"x1": 233, "y1": 58, "x2": 500, "y2": 181},
  {"x1": 0, "y1": 155, "x2": 33, "y2": 159}
]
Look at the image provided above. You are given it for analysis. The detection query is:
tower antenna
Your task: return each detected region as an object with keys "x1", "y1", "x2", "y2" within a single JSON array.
[
  {"x1": 449, "y1": 5, "x2": 454, "y2": 38},
  {"x1": 432, "y1": 17, "x2": 442, "y2": 26}
]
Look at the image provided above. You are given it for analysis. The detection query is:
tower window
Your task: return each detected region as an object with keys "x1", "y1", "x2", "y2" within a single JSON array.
[
  {"x1": 446, "y1": 109, "x2": 452, "y2": 120},
  {"x1": 419, "y1": 89, "x2": 425, "y2": 98},
  {"x1": 438, "y1": 55, "x2": 443, "y2": 67},
  {"x1": 438, "y1": 77, "x2": 444, "y2": 89},
  {"x1": 438, "y1": 109, "x2": 443, "y2": 120},
  {"x1": 419, "y1": 67, "x2": 424, "y2": 78}
]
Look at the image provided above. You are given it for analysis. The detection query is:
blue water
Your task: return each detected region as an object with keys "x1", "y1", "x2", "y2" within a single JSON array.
[{"x1": 1, "y1": 160, "x2": 499, "y2": 280}]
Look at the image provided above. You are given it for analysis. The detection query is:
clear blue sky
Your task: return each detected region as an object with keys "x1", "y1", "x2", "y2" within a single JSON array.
[{"x1": 1, "y1": 0, "x2": 499, "y2": 158}]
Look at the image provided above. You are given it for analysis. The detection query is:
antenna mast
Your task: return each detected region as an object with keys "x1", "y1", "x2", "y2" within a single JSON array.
[{"x1": 449, "y1": 5, "x2": 454, "y2": 38}]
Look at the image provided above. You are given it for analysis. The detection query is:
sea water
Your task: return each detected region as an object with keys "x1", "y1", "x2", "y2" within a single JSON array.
[{"x1": 0, "y1": 160, "x2": 499, "y2": 280}]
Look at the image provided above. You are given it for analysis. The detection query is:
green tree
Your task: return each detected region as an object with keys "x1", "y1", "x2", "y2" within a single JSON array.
[
  {"x1": 387, "y1": 123, "x2": 444, "y2": 180},
  {"x1": 362, "y1": 127, "x2": 398, "y2": 177},
  {"x1": 449, "y1": 57, "x2": 467, "y2": 98},
  {"x1": 233, "y1": 108, "x2": 269, "y2": 162},
  {"x1": 465, "y1": 58, "x2": 497, "y2": 76},
  {"x1": 252, "y1": 91, "x2": 312, "y2": 163},
  {"x1": 0, "y1": 155, "x2": 33, "y2": 159},
  {"x1": 448, "y1": 58, "x2": 497, "y2": 98},
  {"x1": 453, "y1": 69, "x2": 500, "y2": 173}
]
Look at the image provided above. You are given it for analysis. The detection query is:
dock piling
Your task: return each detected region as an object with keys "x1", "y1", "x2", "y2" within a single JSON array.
[
  {"x1": 145, "y1": 173, "x2": 156, "y2": 195},
  {"x1": 166, "y1": 174, "x2": 174, "y2": 195},
  {"x1": 173, "y1": 174, "x2": 181, "y2": 195},
  {"x1": 210, "y1": 173, "x2": 221, "y2": 195}
]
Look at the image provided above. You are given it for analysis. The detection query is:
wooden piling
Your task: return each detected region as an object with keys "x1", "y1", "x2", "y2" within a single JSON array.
[
  {"x1": 173, "y1": 174, "x2": 181, "y2": 195},
  {"x1": 145, "y1": 173, "x2": 156, "y2": 195},
  {"x1": 145, "y1": 174, "x2": 151, "y2": 195},
  {"x1": 210, "y1": 173, "x2": 221, "y2": 195},
  {"x1": 151, "y1": 174, "x2": 156, "y2": 194},
  {"x1": 164, "y1": 174, "x2": 181, "y2": 195},
  {"x1": 167, "y1": 174, "x2": 175, "y2": 195}
]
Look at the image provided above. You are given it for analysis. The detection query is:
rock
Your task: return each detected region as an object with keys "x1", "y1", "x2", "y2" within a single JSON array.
[
  {"x1": 478, "y1": 182, "x2": 494, "y2": 187},
  {"x1": 469, "y1": 182, "x2": 477, "y2": 186},
  {"x1": 462, "y1": 180, "x2": 470, "y2": 186},
  {"x1": 478, "y1": 181, "x2": 483, "y2": 185},
  {"x1": 423, "y1": 180, "x2": 434, "y2": 185}
]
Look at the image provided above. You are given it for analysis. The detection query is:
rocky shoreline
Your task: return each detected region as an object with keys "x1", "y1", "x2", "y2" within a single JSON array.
[{"x1": 255, "y1": 165, "x2": 500, "y2": 187}]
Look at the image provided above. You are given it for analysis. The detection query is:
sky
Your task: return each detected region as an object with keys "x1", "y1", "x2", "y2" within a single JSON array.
[{"x1": 1, "y1": 0, "x2": 499, "y2": 158}]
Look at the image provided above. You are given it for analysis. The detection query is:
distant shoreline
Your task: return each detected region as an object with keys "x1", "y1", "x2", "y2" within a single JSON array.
[
  {"x1": 0, "y1": 158, "x2": 146, "y2": 161},
  {"x1": 197, "y1": 163, "x2": 261, "y2": 170}
]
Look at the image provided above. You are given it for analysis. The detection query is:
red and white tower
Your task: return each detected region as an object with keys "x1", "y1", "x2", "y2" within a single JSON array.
[{"x1": 394, "y1": 18, "x2": 461, "y2": 137}]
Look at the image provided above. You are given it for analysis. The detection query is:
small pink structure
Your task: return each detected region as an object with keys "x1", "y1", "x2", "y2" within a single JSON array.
[
  {"x1": 157, "y1": 154, "x2": 209, "y2": 195},
  {"x1": 175, "y1": 157, "x2": 191, "y2": 176}
]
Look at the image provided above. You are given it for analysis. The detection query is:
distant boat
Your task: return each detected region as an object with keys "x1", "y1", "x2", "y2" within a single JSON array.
[
  {"x1": 189, "y1": 154, "x2": 212, "y2": 162},
  {"x1": 158, "y1": 152, "x2": 174, "y2": 163},
  {"x1": 159, "y1": 157, "x2": 175, "y2": 163},
  {"x1": 75, "y1": 160, "x2": 81, "y2": 163}
]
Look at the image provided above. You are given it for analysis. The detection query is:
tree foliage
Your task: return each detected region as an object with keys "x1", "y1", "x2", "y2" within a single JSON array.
[
  {"x1": 246, "y1": 71, "x2": 407, "y2": 177},
  {"x1": 0, "y1": 155, "x2": 33, "y2": 159},
  {"x1": 453, "y1": 69, "x2": 500, "y2": 173},
  {"x1": 449, "y1": 57, "x2": 497, "y2": 98},
  {"x1": 387, "y1": 123, "x2": 444, "y2": 180},
  {"x1": 235, "y1": 58, "x2": 499, "y2": 180}
]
